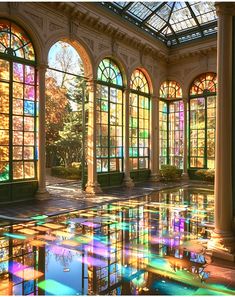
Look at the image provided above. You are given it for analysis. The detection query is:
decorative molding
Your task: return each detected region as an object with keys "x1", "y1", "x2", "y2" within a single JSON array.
[
  {"x1": 44, "y1": 2, "x2": 169, "y2": 62},
  {"x1": 168, "y1": 46, "x2": 217, "y2": 63},
  {"x1": 120, "y1": 53, "x2": 128, "y2": 64},
  {"x1": 98, "y1": 43, "x2": 109, "y2": 52},
  {"x1": 82, "y1": 36, "x2": 94, "y2": 51},
  {"x1": 8, "y1": 2, "x2": 19, "y2": 14},
  {"x1": 49, "y1": 22, "x2": 63, "y2": 32},
  {"x1": 130, "y1": 57, "x2": 136, "y2": 66},
  {"x1": 25, "y1": 12, "x2": 43, "y2": 29},
  {"x1": 111, "y1": 38, "x2": 118, "y2": 55}
]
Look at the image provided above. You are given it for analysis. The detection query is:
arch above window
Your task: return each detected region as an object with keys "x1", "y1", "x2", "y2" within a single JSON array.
[
  {"x1": 159, "y1": 80, "x2": 182, "y2": 99},
  {"x1": 0, "y1": 19, "x2": 35, "y2": 62},
  {"x1": 190, "y1": 72, "x2": 217, "y2": 96},
  {"x1": 97, "y1": 58, "x2": 123, "y2": 86},
  {"x1": 130, "y1": 69, "x2": 149, "y2": 94}
]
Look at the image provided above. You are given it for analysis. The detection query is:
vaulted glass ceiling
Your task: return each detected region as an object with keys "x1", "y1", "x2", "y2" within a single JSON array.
[{"x1": 101, "y1": 2, "x2": 217, "y2": 47}]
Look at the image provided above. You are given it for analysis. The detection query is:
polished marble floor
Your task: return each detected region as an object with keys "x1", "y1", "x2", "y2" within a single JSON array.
[{"x1": 0, "y1": 186, "x2": 234, "y2": 296}]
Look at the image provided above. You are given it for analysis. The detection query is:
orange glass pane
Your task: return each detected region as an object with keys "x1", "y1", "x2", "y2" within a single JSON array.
[
  {"x1": 24, "y1": 147, "x2": 34, "y2": 159},
  {"x1": 24, "y1": 132, "x2": 34, "y2": 145},
  {"x1": 13, "y1": 116, "x2": 23, "y2": 131},
  {"x1": 13, "y1": 131, "x2": 23, "y2": 145},
  {"x1": 14, "y1": 267, "x2": 43, "y2": 281},
  {"x1": 13, "y1": 99, "x2": 23, "y2": 115},
  {"x1": 0, "y1": 146, "x2": 9, "y2": 161},
  {"x1": 0, "y1": 59, "x2": 9, "y2": 81},
  {"x1": 24, "y1": 117, "x2": 34, "y2": 131},
  {"x1": 13, "y1": 146, "x2": 22, "y2": 160}
]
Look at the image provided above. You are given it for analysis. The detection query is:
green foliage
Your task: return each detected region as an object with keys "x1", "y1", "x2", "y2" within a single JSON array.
[
  {"x1": 195, "y1": 169, "x2": 215, "y2": 182},
  {"x1": 51, "y1": 166, "x2": 81, "y2": 180},
  {"x1": 159, "y1": 165, "x2": 183, "y2": 181}
]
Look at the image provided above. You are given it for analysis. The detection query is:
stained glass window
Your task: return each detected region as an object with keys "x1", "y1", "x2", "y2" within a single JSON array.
[
  {"x1": 159, "y1": 80, "x2": 182, "y2": 99},
  {"x1": 0, "y1": 20, "x2": 37, "y2": 183},
  {"x1": 129, "y1": 69, "x2": 150, "y2": 170},
  {"x1": 96, "y1": 58, "x2": 123, "y2": 173},
  {"x1": 189, "y1": 73, "x2": 216, "y2": 169},
  {"x1": 159, "y1": 101, "x2": 168, "y2": 167},
  {"x1": 159, "y1": 81, "x2": 184, "y2": 169}
]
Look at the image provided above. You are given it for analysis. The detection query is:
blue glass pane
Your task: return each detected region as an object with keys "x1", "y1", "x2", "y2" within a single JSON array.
[{"x1": 24, "y1": 100, "x2": 35, "y2": 115}]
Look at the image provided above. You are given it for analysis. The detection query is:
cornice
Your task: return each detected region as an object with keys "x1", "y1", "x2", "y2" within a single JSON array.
[
  {"x1": 43, "y1": 2, "x2": 169, "y2": 62},
  {"x1": 215, "y1": 2, "x2": 235, "y2": 16},
  {"x1": 38, "y1": 2, "x2": 217, "y2": 65}
]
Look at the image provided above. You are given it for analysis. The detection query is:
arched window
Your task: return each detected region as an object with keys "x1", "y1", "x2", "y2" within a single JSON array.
[
  {"x1": 96, "y1": 58, "x2": 123, "y2": 174},
  {"x1": 159, "y1": 81, "x2": 184, "y2": 169},
  {"x1": 189, "y1": 72, "x2": 216, "y2": 169},
  {"x1": 129, "y1": 69, "x2": 150, "y2": 171},
  {"x1": 0, "y1": 19, "x2": 37, "y2": 184},
  {"x1": 46, "y1": 41, "x2": 85, "y2": 169}
]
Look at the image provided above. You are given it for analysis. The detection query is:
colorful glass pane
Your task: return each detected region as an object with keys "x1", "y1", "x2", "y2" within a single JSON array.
[
  {"x1": 130, "y1": 69, "x2": 149, "y2": 94},
  {"x1": 96, "y1": 62, "x2": 123, "y2": 174},
  {"x1": 97, "y1": 58, "x2": 123, "y2": 86},
  {"x1": 190, "y1": 73, "x2": 217, "y2": 96},
  {"x1": 159, "y1": 81, "x2": 182, "y2": 99},
  {"x1": 129, "y1": 92, "x2": 150, "y2": 170},
  {"x1": 0, "y1": 20, "x2": 37, "y2": 183},
  {"x1": 189, "y1": 73, "x2": 216, "y2": 169},
  {"x1": 0, "y1": 20, "x2": 35, "y2": 61}
]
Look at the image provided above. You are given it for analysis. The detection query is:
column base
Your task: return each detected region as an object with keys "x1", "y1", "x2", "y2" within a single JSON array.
[
  {"x1": 35, "y1": 189, "x2": 50, "y2": 200},
  {"x1": 123, "y1": 177, "x2": 134, "y2": 188},
  {"x1": 182, "y1": 172, "x2": 189, "y2": 180},
  {"x1": 149, "y1": 173, "x2": 160, "y2": 182},
  {"x1": 85, "y1": 182, "x2": 102, "y2": 194},
  {"x1": 207, "y1": 231, "x2": 235, "y2": 262}
]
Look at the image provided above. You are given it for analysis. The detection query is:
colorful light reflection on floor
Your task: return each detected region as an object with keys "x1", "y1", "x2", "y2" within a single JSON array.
[{"x1": 0, "y1": 187, "x2": 234, "y2": 295}]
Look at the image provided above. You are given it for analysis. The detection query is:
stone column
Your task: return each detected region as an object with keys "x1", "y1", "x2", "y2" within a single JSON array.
[
  {"x1": 182, "y1": 99, "x2": 188, "y2": 178},
  {"x1": 150, "y1": 95, "x2": 160, "y2": 181},
  {"x1": 123, "y1": 88, "x2": 134, "y2": 187},
  {"x1": 35, "y1": 64, "x2": 49, "y2": 199},
  {"x1": 208, "y1": 3, "x2": 235, "y2": 261},
  {"x1": 85, "y1": 80, "x2": 102, "y2": 194}
]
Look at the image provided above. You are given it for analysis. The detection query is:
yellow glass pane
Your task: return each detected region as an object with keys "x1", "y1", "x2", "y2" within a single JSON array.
[
  {"x1": 0, "y1": 130, "x2": 9, "y2": 145},
  {"x1": 0, "y1": 146, "x2": 9, "y2": 161},
  {"x1": 0, "y1": 114, "x2": 9, "y2": 129},
  {"x1": 13, "y1": 161, "x2": 24, "y2": 179},
  {"x1": 0, "y1": 60, "x2": 9, "y2": 81},
  {"x1": 0, "y1": 96, "x2": 9, "y2": 114},
  {"x1": 24, "y1": 162, "x2": 34, "y2": 178},
  {"x1": 13, "y1": 82, "x2": 23, "y2": 98}
]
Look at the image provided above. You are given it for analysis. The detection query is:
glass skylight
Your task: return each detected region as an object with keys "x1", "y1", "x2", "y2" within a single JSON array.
[{"x1": 102, "y1": 2, "x2": 217, "y2": 47}]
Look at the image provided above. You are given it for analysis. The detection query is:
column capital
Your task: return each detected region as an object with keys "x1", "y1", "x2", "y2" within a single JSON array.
[
  {"x1": 215, "y1": 2, "x2": 235, "y2": 16},
  {"x1": 151, "y1": 94, "x2": 159, "y2": 101},
  {"x1": 36, "y1": 63, "x2": 48, "y2": 72},
  {"x1": 182, "y1": 98, "x2": 188, "y2": 103},
  {"x1": 86, "y1": 79, "x2": 96, "y2": 92}
]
